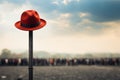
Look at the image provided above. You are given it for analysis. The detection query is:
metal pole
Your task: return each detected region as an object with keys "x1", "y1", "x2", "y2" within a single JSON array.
[{"x1": 29, "y1": 31, "x2": 33, "y2": 80}]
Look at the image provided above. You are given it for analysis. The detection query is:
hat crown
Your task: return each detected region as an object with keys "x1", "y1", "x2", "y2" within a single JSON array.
[{"x1": 21, "y1": 10, "x2": 40, "y2": 26}]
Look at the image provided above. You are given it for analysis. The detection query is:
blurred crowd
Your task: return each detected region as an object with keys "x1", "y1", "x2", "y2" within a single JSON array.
[{"x1": 0, "y1": 58, "x2": 120, "y2": 66}]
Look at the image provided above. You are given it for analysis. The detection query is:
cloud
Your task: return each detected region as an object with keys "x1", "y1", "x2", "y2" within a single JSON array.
[
  {"x1": 52, "y1": 0, "x2": 80, "y2": 5},
  {"x1": 79, "y1": 12, "x2": 90, "y2": 18},
  {"x1": 52, "y1": 0, "x2": 120, "y2": 22},
  {"x1": 101, "y1": 21, "x2": 120, "y2": 37},
  {"x1": 62, "y1": 0, "x2": 69, "y2": 5},
  {"x1": 62, "y1": 0, "x2": 80, "y2": 5},
  {"x1": 0, "y1": 0, "x2": 25, "y2": 3},
  {"x1": 44, "y1": 9, "x2": 118, "y2": 36},
  {"x1": 47, "y1": 13, "x2": 72, "y2": 35},
  {"x1": 52, "y1": 1, "x2": 59, "y2": 5},
  {"x1": 30, "y1": 0, "x2": 58, "y2": 13}
]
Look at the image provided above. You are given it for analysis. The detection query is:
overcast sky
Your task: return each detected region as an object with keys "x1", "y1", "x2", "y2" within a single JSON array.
[{"x1": 0, "y1": 0, "x2": 120, "y2": 54}]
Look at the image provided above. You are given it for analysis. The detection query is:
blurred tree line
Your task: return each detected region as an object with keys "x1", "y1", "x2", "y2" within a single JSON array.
[
  {"x1": 0, "y1": 49, "x2": 120, "y2": 59},
  {"x1": 0, "y1": 49, "x2": 27, "y2": 58}
]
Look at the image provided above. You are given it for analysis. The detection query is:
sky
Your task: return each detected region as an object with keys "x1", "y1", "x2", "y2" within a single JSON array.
[{"x1": 0, "y1": 0, "x2": 120, "y2": 54}]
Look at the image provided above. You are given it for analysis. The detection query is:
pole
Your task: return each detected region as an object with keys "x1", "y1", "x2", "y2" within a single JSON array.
[{"x1": 29, "y1": 31, "x2": 33, "y2": 80}]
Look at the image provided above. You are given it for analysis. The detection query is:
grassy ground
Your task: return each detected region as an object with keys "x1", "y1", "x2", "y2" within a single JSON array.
[{"x1": 0, "y1": 66, "x2": 120, "y2": 80}]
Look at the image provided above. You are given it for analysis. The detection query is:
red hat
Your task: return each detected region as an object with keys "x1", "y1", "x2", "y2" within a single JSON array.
[{"x1": 15, "y1": 10, "x2": 46, "y2": 31}]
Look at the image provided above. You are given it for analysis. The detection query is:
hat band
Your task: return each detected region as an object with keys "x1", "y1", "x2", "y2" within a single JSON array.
[{"x1": 21, "y1": 22, "x2": 40, "y2": 28}]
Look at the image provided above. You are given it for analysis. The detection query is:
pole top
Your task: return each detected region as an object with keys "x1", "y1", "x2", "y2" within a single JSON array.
[{"x1": 15, "y1": 10, "x2": 46, "y2": 31}]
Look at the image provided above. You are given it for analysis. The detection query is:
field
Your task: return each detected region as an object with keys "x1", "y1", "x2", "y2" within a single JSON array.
[{"x1": 0, "y1": 66, "x2": 120, "y2": 80}]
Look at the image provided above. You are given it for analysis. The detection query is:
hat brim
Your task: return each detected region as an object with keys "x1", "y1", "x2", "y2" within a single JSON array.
[{"x1": 15, "y1": 19, "x2": 46, "y2": 31}]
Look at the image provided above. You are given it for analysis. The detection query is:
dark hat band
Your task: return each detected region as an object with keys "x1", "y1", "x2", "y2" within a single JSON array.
[{"x1": 21, "y1": 22, "x2": 40, "y2": 28}]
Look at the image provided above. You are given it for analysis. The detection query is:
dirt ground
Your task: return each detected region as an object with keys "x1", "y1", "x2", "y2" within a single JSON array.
[{"x1": 0, "y1": 66, "x2": 120, "y2": 80}]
